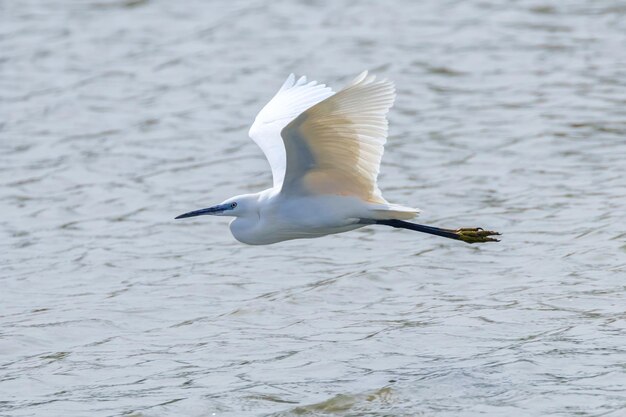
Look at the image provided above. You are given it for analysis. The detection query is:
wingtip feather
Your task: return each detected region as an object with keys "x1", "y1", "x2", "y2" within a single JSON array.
[
  {"x1": 348, "y1": 71, "x2": 369, "y2": 87},
  {"x1": 280, "y1": 73, "x2": 296, "y2": 91}
]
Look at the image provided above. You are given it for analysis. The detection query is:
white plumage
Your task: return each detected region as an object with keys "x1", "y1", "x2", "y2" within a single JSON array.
[
  {"x1": 249, "y1": 74, "x2": 334, "y2": 189},
  {"x1": 281, "y1": 71, "x2": 392, "y2": 203},
  {"x1": 176, "y1": 72, "x2": 501, "y2": 245}
]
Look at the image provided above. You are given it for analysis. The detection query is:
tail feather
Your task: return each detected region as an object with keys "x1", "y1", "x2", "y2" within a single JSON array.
[{"x1": 368, "y1": 202, "x2": 420, "y2": 220}]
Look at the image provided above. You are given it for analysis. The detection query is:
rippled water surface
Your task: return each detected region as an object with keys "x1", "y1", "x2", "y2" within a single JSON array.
[{"x1": 2, "y1": 0, "x2": 626, "y2": 416}]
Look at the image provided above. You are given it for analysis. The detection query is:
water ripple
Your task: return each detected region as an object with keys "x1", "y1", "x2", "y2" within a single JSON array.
[{"x1": 2, "y1": 0, "x2": 626, "y2": 416}]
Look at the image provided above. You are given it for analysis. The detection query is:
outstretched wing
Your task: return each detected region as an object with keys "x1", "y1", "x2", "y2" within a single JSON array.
[
  {"x1": 280, "y1": 71, "x2": 395, "y2": 204},
  {"x1": 248, "y1": 74, "x2": 334, "y2": 188}
]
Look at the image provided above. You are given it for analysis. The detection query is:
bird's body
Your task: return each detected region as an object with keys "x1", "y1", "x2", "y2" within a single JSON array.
[
  {"x1": 228, "y1": 191, "x2": 363, "y2": 245},
  {"x1": 176, "y1": 72, "x2": 500, "y2": 245}
]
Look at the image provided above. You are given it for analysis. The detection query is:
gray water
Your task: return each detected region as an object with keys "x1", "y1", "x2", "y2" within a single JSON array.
[{"x1": 2, "y1": 0, "x2": 626, "y2": 416}]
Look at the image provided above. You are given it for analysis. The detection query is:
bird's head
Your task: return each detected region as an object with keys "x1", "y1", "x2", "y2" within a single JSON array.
[{"x1": 175, "y1": 194, "x2": 257, "y2": 219}]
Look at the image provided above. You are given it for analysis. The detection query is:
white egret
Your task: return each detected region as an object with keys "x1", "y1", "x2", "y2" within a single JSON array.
[{"x1": 176, "y1": 72, "x2": 500, "y2": 245}]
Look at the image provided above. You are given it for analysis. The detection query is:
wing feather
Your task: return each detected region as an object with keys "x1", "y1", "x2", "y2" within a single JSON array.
[
  {"x1": 248, "y1": 75, "x2": 334, "y2": 188},
  {"x1": 280, "y1": 71, "x2": 395, "y2": 204}
]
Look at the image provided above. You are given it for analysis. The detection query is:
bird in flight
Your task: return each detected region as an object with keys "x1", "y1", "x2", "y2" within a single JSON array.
[{"x1": 176, "y1": 72, "x2": 500, "y2": 245}]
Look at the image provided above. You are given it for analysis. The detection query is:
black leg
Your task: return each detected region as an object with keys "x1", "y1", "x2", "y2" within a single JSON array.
[{"x1": 371, "y1": 219, "x2": 501, "y2": 244}]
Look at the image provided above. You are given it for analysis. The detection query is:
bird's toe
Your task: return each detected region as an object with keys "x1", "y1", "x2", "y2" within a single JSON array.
[{"x1": 455, "y1": 228, "x2": 501, "y2": 244}]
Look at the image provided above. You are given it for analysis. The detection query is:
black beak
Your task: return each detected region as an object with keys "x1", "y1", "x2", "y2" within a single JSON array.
[{"x1": 175, "y1": 205, "x2": 227, "y2": 219}]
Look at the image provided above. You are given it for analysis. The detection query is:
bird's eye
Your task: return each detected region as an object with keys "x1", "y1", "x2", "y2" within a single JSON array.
[{"x1": 231, "y1": 202, "x2": 237, "y2": 208}]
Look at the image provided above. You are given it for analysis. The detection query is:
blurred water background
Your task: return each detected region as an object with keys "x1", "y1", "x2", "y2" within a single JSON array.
[{"x1": 2, "y1": 0, "x2": 626, "y2": 416}]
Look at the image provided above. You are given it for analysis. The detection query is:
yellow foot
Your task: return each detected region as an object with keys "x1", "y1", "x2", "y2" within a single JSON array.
[{"x1": 454, "y1": 228, "x2": 501, "y2": 244}]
